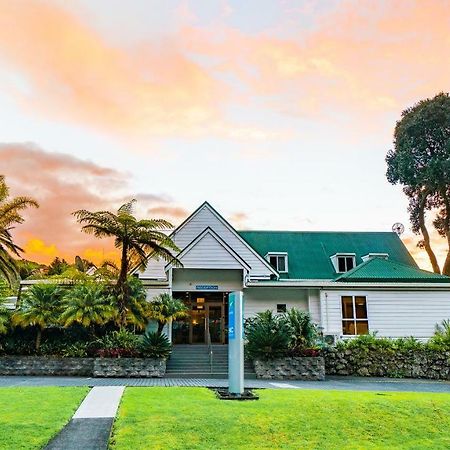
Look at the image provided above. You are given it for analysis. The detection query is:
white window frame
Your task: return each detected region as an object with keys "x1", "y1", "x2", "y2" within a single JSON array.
[
  {"x1": 266, "y1": 252, "x2": 288, "y2": 273},
  {"x1": 341, "y1": 294, "x2": 369, "y2": 336},
  {"x1": 330, "y1": 253, "x2": 356, "y2": 273}
]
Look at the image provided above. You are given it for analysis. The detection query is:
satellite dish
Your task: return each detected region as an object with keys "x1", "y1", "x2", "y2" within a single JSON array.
[{"x1": 392, "y1": 222, "x2": 405, "y2": 236}]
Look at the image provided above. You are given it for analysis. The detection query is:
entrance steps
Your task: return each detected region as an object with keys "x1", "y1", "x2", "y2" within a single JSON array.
[{"x1": 165, "y1": 345, "x2": 256, "y2": 379}]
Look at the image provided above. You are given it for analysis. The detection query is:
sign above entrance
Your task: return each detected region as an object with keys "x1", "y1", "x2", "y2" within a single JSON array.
[{"x1": 195, "y1": 285, "x2": 219, "y2": 290}]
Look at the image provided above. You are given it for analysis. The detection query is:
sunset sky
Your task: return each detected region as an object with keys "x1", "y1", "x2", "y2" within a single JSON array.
[{"x1": 0, "y1": 0, "x2": 449, "y2": 270}]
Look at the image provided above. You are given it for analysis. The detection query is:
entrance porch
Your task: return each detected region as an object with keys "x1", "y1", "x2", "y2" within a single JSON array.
[{"x1": 172, "y1": 291, "x2": 229, "y2": 345}]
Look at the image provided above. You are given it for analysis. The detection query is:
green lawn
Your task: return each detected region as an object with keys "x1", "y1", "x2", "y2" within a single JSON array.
[
  {"x1": 0, "y1": 387, "x2": 88, "y2": 450},
  {"x1": 111, "y1": 387, "x2": 450, "y2": 450}
]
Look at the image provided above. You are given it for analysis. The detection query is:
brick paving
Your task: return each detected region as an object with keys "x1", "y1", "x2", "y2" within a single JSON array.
[{"x1": 0, "y1": 375, "x2": 449, "y2": 392}]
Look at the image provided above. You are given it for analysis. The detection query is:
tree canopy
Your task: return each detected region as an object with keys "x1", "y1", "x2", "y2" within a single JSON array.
[{"x1": 386, "y1": 92, "x2": 450, "y2": 274}]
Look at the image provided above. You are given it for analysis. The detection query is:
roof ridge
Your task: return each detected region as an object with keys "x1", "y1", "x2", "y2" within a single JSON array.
[{"x1": 238, "y1": 230, "x2": 397, "y2": 234}]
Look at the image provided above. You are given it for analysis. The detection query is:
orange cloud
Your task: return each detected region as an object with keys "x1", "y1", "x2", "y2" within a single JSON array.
[
  {"x1": 182, "y1": 0, "x2": 450, "y2": 119},
  {"x1": 0, "y1": 143, "x2": 184, "y2": 264},
  {"x1": 403, "y1": 232, "x2": 449, "y2": 273},
  {"x1": 0, "y1": 1, "x2": 219, "y2": 137}
]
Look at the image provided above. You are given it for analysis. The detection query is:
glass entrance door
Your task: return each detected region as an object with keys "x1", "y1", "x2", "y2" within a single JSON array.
[
  {"x1": 207, "y1": 304, "x2": 224, "y2": 343},
  {"x1": 190, "y1": 309, "x2": 206, "y2": 343}
]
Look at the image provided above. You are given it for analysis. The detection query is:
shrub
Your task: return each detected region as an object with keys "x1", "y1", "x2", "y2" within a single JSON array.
[
  {"x1": 61, "y1": 342, "x2": 89, "y2": 358},
  {"x1": 93, "y1": 329, "x2": 140, "y2": 358},
  {"x1": 284, "y1": 308, "x2": 318, "y2": 352},
  {"x1": 429, "y1": 319, "x2": 450, "y2": 349},
  {"x1": 140, "y1": 331, "x2": 172, "y2": 359},
  {"x1": 245, "y1": 310, "x2": 291, "y2": 360}
]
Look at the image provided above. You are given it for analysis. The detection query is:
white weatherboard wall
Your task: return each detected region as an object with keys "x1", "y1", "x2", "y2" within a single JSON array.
[
  {"x1": 144, "y1": 287, "x2": 170, "y2": 301},
  {"x1": 321, "y1": 289, "x2": 450, "y2": 339},
  {"x1": 244, "y1": 287, "x2": 308, "y2": 317},
  {"x1": 138, "y1": 204, "x2": 274, "y2": 280},
  {"x1": 307, "y1": 289, "x2": 321, "y2": 324},
  {"x1": 172, "y1": 269, "x2": 243, "y2": 292},
  {"x1": 178, "y1": 232, "x2": 245, "y2": 270}
]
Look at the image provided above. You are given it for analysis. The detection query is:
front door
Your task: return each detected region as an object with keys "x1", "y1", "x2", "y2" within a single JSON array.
[
  {"x1": 190, "y1": 309, "x2": 206, "y2": 344},
  {"x1": 207, "y1": 304, "x2": 224, "y2": 344}
]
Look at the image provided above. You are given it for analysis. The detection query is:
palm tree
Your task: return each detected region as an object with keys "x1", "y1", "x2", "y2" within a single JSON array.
[
  {"x1": 73, "y1": 200, "x2": 180, "y2": 327},
  {"x1": 147, "y1": 293, "x2": 188, "y2": 335},
  {"x1": 12, "y1": 283, "x2": 62, "y2": 351},
  {"x1": 0, "y1": 175, "x2": 38, "y2": 285},
  {"x1": 0, "y1": 305, "x2": 10, "y2": 335},
  {"x1": 60, "y1": 283, "x2": 115, "y2": 335}
]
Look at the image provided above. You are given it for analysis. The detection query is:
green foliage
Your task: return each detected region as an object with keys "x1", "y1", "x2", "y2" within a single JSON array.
[
  {"x1": 12, "y1": 283, "x2": 63, "y2": 350},
  {"x1": 245, "y1": 310, "x2": 292, "y2": 360},
  {"x1": 0, "y1": 305, "x2": 10, "y2": 335},
  {"x1": 140, "y1": 331, "x2": 172, "y2": 359},
  {"x1": 16, "y1": 259, "x2": 45, "y2": 280},
  {"x1": 0, "y1": 175, "x2": 39, "y2": 286},
  {"x1": 94, "y1": 329, "x2": 141, "y2": 357},
  {"x1": 429, "y1": 319, "x2": 450, "y2": 348},
  {"x1": 284, "y1": 308, "x2": 318, "y2": 352},
  {"x1": 61, "y1": 282, "x2": 115, "y2": 329},
  {"x1": 73, "y1": 199, "x2": 181, "y2": 327},
  {"x1": 46, "y1": 257, "x2": 70, "y2": 276},
  {"x1": 386, "y1": 92, "x2": 450, "y2": 274},
  {"x1": 61, "y1": 341, "x2": 89, "y2": 357},
  {"x1": 147, "y1": 293, "x2": 188, "y2": 335}
]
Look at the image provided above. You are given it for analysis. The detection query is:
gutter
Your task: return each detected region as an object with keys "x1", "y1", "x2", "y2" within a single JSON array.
[{"x1": 245, "y1": 279, "x2": 450, "y2": 290}]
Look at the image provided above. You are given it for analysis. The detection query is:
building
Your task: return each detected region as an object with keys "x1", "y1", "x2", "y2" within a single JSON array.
[{"x1": 135, "y1": 202, "x2": 450, "y2": 343}]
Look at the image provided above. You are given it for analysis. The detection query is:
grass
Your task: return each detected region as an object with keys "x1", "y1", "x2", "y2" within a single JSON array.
[
  {"x1": 0, "y1": 387, "x2": 88, "y2": 450},
  {"x1": 111, "y1": 387, "x2": 450, "y2": 450}
]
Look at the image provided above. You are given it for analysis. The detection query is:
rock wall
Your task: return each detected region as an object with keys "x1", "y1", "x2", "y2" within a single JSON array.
[
  {"x1": 254, "y1": 357, "x2": 325, "y2": 380},
  {"x1": 0, "y1": 356, "x2": 94, "y2": 376},
  {"x1": 93, "y1": 358, "x2": 166, "y2": 378},
  {"x1": 0, "y1": 356, "x2": 166, "y2": 378},
  {"x1": 325, "y1": 348, "x2": 450, "y2": 380}
]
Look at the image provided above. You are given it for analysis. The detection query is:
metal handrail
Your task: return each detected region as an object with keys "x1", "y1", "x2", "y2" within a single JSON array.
[{"x1": 206, "y1": 322, "x2": 213, "y2": 373}]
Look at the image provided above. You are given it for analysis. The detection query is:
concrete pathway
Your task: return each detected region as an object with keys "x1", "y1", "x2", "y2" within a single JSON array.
[
  {"x1": 45, "y1": 387, "x2": 124, "y2": 450},
  {"x1": 1, "y1": 375, "x2": 449, "y2": 393}
]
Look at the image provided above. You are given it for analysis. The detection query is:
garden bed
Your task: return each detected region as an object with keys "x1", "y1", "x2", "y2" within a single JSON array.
[
  {"x1": 253, "y1": 356, "x2": 325, "y2": 380},
  {"x1": 0, "y1": 356, "x2": 166, "y2": 378}
]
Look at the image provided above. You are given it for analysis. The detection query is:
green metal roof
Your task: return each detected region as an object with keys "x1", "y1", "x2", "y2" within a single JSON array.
[
  {"x1": 335, "y1": 257, "x2": 450, "y2": 283},
  {"x1": 237, "y1": 231, "x2": 423, "y2": 280}
]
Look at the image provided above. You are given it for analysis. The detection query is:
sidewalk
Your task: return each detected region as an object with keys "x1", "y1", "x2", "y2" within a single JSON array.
[
  {"x1": 1, "y1": 375, "x2": 449, "y2": 393},
  {"x1": 45, "y1": 387, "x2": 124, "y2": 450}
]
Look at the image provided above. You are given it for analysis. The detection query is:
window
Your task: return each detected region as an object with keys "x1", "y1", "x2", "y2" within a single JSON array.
[
  {"x1": 341, "y1": 295, "x2": 369, "y2": 335},
  {"x1": 266, "y1": 253, "x2": 288, "y2": 273},
  {"x1": 338, "y1": 256, "x2": 354, "y2": 272},
  {"x1": 277, "y1": 304, "x2": 287, "y2": 313}
]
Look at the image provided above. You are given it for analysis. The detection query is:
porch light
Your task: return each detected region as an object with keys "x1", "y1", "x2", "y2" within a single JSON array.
[{"x1": 197, "y1": 298, "x2": 205, "y2": 303}]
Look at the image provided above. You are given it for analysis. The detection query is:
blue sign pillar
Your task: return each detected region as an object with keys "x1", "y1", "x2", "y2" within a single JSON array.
[{"x1": 228, "y1": 291, "x2": 244, "y2": 395}]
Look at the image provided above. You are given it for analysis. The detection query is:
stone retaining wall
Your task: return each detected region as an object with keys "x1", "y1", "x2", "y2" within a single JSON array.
[
  {"x1": 0, "y1": 356, "x2": 165, "y2": 378},
  {"x1": 254, "y1": 357, "x2": 325, "y2": 380},
  {"x1": 93, "y1": 358, "x2": 165, "y2": 378},
  {"x1": 325, "y1": 348, "x2": 450, "y2": 380}
]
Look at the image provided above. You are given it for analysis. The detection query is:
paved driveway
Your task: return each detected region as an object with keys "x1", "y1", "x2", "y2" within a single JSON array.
[{"x1": 0, "y1": 375, "x2": 449, "y2": 393}]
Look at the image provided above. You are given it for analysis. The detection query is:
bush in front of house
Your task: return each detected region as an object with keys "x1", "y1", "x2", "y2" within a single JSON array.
[
  {"x1": 140, "y1": 331, "x2": 172, "y2": 359},
  {"x1": 245, "y1": 310, "x2": 298, "y2": 360},
  {"x1": 93, "y1": 329, "x2": 141, "y2": 358}
]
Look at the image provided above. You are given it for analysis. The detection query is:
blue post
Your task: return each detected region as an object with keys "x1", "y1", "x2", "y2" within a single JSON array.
[{"x1": 228, "y1": 291, "x2": 244, "y2": 395}]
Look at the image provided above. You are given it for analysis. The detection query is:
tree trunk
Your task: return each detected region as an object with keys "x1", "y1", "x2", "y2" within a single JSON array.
[
  {"x1": 157, "y1": 321, "x2": 165, "y2": 335},
  {"x1": 117, "y1": 242, "x2": 129, "y2": 329},
  {"x1": 35, "y1": 327, "x2": 42, "y2": 352},
  {"x1": 441, "y1": 191, "x2": 450, "y2": 276},
  {"x1": 418, "y1": 193, "x2": 441, "y2": 273}
]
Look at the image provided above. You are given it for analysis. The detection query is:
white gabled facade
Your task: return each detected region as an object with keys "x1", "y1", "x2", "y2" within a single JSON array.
[{"x1": 135, "y1": 201, "x2": 450, "y2": 343}]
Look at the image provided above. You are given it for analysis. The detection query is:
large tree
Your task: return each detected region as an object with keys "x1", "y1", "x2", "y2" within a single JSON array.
[
  {"x1": 73, "y1": 200, "x2": 180, "y2": 327},
  {"x1": 0, "y1": 175, "x2": 38, "y2": 285},
  {"x1": 386, "y1": 92, "x2": 450, "y2": 274}
]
